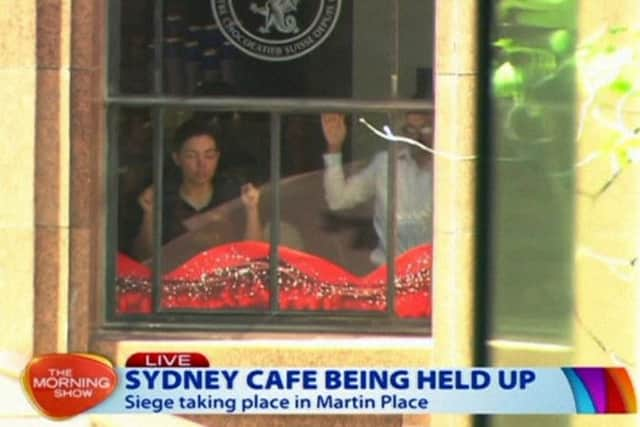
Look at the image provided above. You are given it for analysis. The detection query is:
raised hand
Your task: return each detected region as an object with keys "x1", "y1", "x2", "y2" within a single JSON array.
[
  {"x1": 321, "y1": 113, "x2": 347, "y2": 154},
  {"x1": 138, "y1": 186, "x2": 155, "y2": 215},
  {"x1": 240, "y1": 183, "x2": 261, "y2": 210}
]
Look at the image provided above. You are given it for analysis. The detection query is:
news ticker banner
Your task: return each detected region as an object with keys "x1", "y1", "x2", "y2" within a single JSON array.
[{"x1": 20, "y1": 353, "x2": 637, "y2": 419}]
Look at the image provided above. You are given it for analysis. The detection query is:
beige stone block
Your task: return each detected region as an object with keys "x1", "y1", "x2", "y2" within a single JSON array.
[
  {"x1": 429, "y1": 415, "x2": 471, "y2": 427},
  {"x1": 576, "y1": 159, "x2": 640, "y2": 264},
  {"x1": 114, "y1": 336, "x2": 432, "y2": 368},
  {"x1": 575, "y1": 109, "x2": 640, "y2": 183},
  {"x1": 570, "y1": 416, "x2": 638, "y2": 427},
  {"x1": 70, "y1": 68, "x2": 102, "y2": 228},
  {"x1": 36, "y1": 69, "x2": 71, "y2": 227},
  {"x1": 70, "y1": 0, "x2": 102, "y2": 70},
  {"x1": 575, "y1": 157, "x2": 638, "y2": 367},
  {"x1": 34, "y1": 226, "x2": 69, "y2": 354},
  {"x1": 0, "y1": 227, "x2": 34, "y2": 356},
  {"x1": 402, "y1": 414, "x2": 430, "y2": 427},
  {"x1": 583, "y1": 80, "x2": 640, "y2": 114},
  {"x1": 574, "y1": 0, "x2": 640, "y2": 377},
  {"x1": 91, "y1": 414, "x2": 202, "y2": 427},
  {"x1": 574, "y1": 253, "x2": 638, "y2": 365},
  {"x1": 0, "y1": 1, "x2": 36, "y2": 68},
  {"x1": 37, "y1": 0, "x2": 62, "y2": 68},
  {"x1": 431, "y1": 230, "x2": 476, "y2": 366},
  {"x1": 36, "y1": 0, "x2": 72, "y2": 69},
  {"x1": 433, "y1": 158, "x2": 476, "y2": 234},
  {"x1": 68, "y1": 227, "x2": 92, "y2": 352},
  {"x1": 180, "y1": 414, "x2": 400, "y2": 427},
  {"x1": 432, "y1": 74, "x2": 478, "y2": 234},
  {"x1": 581, "y1": 160, "x2": 640, "y2": 198},
  {"x1": 434, "y1": 0, "x2": 478, "y2": 75},
  {"x1": 434, "y1": 74, "x2": 477, "y2": 158},
  {"x1": 578, "y1": 191, "x2": 640, "y2": 233},
  {"x1": 576, "y1": 230, "x2": 639, "y2": 266},
  {"x1": 0, "y1": 70, "x2": 36, "y2": 228},
  {"x1": 575, "y1": 151, "x2": 624, "y2": 196},
  {"x1": 617, "y1": 91, "x2": 640, "y2": 115},
  {"x1": 579, "y1": 0, "x2": 640, "y2": 45}
]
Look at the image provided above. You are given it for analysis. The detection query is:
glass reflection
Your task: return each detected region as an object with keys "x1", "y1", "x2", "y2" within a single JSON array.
[
  {"x1": 491, "y1": 0, "x2": 577, "y2": 340},
  {"x1": 115, "y1": 0, "x2": 434, "y2": 99}
]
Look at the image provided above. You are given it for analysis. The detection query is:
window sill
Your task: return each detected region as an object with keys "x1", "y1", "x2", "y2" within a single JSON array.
[{"x1": 91, "y1": 330, "x2": 433, "y2": 367}]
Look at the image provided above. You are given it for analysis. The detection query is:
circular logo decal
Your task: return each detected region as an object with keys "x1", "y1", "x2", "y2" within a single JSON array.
[{"x1": 211, "y1": 0, "x2": 342, "y2": 61}]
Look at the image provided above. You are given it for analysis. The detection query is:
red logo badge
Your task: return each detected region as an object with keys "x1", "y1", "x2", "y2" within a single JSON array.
[{"x1": 21, "y1": 353, "x2": 117, "y2": 419}]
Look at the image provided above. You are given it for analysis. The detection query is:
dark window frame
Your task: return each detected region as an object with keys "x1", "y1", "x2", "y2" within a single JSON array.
[{"x1": 104, "y1": 0, "x2": 434, "y2": 335}]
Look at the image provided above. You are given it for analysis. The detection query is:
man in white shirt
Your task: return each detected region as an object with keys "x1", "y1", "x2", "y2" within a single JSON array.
[{"x1": 321, "y1": 111, "x2": 434, "y2": 265}]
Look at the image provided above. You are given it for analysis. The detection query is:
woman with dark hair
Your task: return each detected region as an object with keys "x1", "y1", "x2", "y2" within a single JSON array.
[{"x1": 132, "y1": 118, "x2": 262, "y2": 259}]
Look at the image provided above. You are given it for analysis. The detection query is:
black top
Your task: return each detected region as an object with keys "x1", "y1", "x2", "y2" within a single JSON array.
[{"x1": 162, "y1": 175, "x2": 240, "y2": 244}]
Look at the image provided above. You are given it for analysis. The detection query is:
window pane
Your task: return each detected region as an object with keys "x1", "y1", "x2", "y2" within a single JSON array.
[
  {"x1": 387, "y1": 110, "x2": 434, "y2": 319},
  {"x1": 114, "y1": 107, "x2": 154, "y2": 314},
  {"x1": 113, "y1": 108, "x2": 433, "y2": 321},
  {"x1": 158, "y1": 110, "x2": 272, "y2": 312},
  {"x1": 114, "y1": 1, "x2": 154, "y2": 94},
  {"x1": 109, "y1": 0, "x2": 436, "y2": 331},
  {"x1": 113, "y1": 108, "x2": 274, "y2": 314},
  {"x1": 270, "y1": 112, "x2": 432, "y2": 318},
  {"x1": 490, "y1": 0, "x2": 577, "y2": 341},
  {"x1": 113, "y1": 0, "x2": 435, "y2": 99}
]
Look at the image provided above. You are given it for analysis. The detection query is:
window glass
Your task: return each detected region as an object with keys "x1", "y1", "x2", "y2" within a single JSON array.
[
  {"x1": 113, "y1": 108, "x2": 433, "y2": 320},
  {"x1": 109, "y1": 0, "x2": 435, "y2": 331},
  {"x1": 116, "y1": 108, "x2": 153, "y2": 258},
  {"x1": 114, "y1": 108, "x2": 274, "y2": 314},
  {"x1": 273, "y1": 112, "x2": 433, "y2": 317},
  {"x1": 158, "y1": 110, "x2": 272, "y2": 312},
  {"x1": 113, "y1": 107, "x2": 154, "y2": 314},
  {"x1": 490, "y1": 0, "x2": 577, "y2": 341},
  {"x1": 113, "y1": 0, "x2": 434, "y2": 99}
]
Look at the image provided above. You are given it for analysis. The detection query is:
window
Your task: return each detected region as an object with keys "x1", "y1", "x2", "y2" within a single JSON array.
[
  {"x1": 488, "y1": 0, "x2": 576, "y2": 342},
  {"x1": 107, "y1": 0, "x2": 436, "y2": 334}
]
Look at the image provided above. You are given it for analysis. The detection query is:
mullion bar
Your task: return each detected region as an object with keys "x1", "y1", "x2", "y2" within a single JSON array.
[
  {"x1": 385, "y1": 131, "x2": 398, "y2": 317},
  {"x1": 105, "y1": 105, "x2": 120, "y2": 321},
  {"x1": 107, "y1": 0, "x2": 121, "y2": 95},
  {"x1": 385, "y1": 0, "x2": 401, "y2": 317},
  {"x1": 390, "y1": 0, "x2": 400, "y2": 98},
  {"x1": 153, "y1": 0, "x2": 164, "y2": 94},
  {"x1": 269, "y1": 113, "x2": 282, "y2": 313},
  {"x1": 151, "y1": 0, "x2": 165, "y2": 313},
  {"x1": 106, "y1": 96, "x2": 433, "y2": 114},
  {"x1": 151, "y1": 107, "x2": 165, "y2": 313}
]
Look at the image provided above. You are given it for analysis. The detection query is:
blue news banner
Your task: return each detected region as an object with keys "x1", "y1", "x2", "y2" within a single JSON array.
[{"x1": 89, "y1": 367, "x2": 586, "y2": 414}]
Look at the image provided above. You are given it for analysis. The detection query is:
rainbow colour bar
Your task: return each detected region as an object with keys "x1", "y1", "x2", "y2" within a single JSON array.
[{"x1": 562, "y1": 367, "x2": 637, "y2": 414}]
